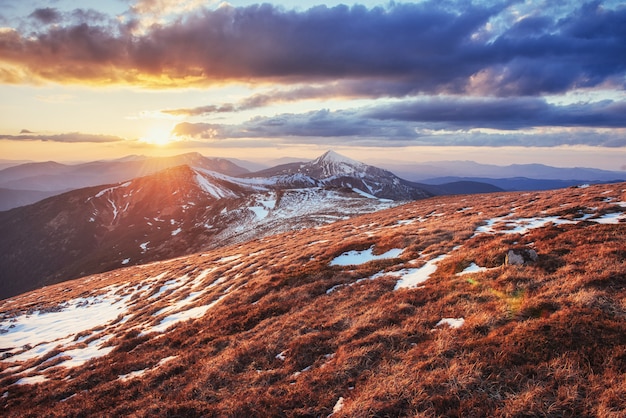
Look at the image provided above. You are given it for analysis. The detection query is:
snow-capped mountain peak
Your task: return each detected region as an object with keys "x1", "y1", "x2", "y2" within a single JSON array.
[
  {"x1": 243, "y1": 150, "x2": 432, "y2": 201},
  {"x1": 311, "y1": 150, "x2": 365, "y2": 177}
]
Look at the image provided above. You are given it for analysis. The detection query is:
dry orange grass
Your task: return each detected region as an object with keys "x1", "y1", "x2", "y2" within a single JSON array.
[{"x1": 1, "y1": 183, "x2": 625, "y2": 416}]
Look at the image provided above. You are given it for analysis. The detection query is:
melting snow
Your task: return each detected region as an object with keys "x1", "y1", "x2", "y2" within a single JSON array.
[
  {"x1": 218, "y1": 254, "x2": 242, "y2": 263},
  {"x1": 475, "y1": 216, "x2": 577, "y2": 236},
  {"x1": 590, "y1": 212, "x2": 625, "y2": 224},
  {"x1": 331, "y1": 397, "x2": 345, "y2": 415},
  {"x1": 394, "y1": 254, "x2": 448, "y2": 290},
  {"x1": 436, "y1": 318, "x2": 465, "y2": 329},
  {"x1": 457, "y1": 263, "x2": 488, "y2": 275},
  {"x1": 14, "y1": 375, "x2": 48, "y2": 386},
  {"x1": 46, "y1": 335, "x2": 115, "y2": 369},
  {"x1": 118, "y1": 356, "x2": 178, "y2": 382},
  {"x1": 145, "y1": 294, "x2": 227, "y2": 335},
  {"x1": 0, "y1": 268, "x2": 237, "y2": 383},
  {"x1": 94, "y1": 182, "x2": 131, "y2": 198},
  {"x1": 149, "y1": 278, "x2": 183, "y2": 299},
  {"x1": 0, "y1": 291, "x2": 131, "y2": 364},
  {"x1": 395, "y1": 218, "x2": 424, "y2": 226},
  {"x1": 330, "y1": 247, "x2": 403, "y2": 266}
]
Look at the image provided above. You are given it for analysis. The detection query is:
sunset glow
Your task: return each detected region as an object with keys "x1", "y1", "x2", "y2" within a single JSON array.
[
  {"x1": 0, "y1": 0, "x2": 625, "y2": 168},
  {"x1": 140, "y1": 126, "x2": 177, "y2": 146}
]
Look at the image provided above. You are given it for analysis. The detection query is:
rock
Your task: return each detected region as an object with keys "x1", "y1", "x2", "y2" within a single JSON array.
[
  {"x1": 506, "y1": 249, "x2": 538, "y2": 265},
  {"x1": 506, "y1": 250, "x2": 525, "y2": 265}
]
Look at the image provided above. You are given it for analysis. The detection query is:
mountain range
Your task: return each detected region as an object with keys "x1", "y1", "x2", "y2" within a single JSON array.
[
  {"x1": 3, "y1": 151, "x2": 625, "y2": 211},
  {"x1": 1, "y1": 150, "x2": 442, "y2": 299},
  {"x1": 1, "y1": 181, "x2": 625, "y2": 416},
  {"x1": 386, "y1": 160, "x2": 626, "y2": 182},
  {"x1": 0, "y1": 153, "x2": 247, "y2": 211}
]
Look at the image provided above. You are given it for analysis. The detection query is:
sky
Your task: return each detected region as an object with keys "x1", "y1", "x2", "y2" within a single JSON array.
[{"x1": 0, "y1": 0, "x2": 625, "y2": 169}]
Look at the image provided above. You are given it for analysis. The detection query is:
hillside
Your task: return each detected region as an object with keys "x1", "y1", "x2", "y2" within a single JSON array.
[
  {"x1": 1, "y1": 183, "x2": 625, "y2": 416},
  {"x1": 0, "y1": 163, "x2": 398, "y2": 300},
  {"x1": 0, "y1": 153, "x2": 249, "y2": 210}
]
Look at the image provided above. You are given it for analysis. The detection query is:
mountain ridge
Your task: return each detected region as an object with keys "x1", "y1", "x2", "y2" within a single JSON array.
[
  {"x1": 385, "y1": 160, "x2": 626, "y2": 183},
  {"x1": 0, "y1": 161, "x2": 400, "y2": 299},
  {"x1": 6, "y1": 150, "x2": 622, "y2": 210},
  {"x1": 246, "y1": 150, "x2": 433, "y2": 201}
]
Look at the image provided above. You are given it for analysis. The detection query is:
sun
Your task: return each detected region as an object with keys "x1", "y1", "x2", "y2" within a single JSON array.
[{"x1": 139, "y1": 126, "x2": 176, "y2": 146}]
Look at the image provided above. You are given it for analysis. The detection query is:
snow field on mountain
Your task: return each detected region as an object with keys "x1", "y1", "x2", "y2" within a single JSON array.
[
  {"x1": 0, "y1": 264, "x2": 243, "y2": 384},
  {"x1": 193, "y1": 171, "x2": 238, "y2": 199}
]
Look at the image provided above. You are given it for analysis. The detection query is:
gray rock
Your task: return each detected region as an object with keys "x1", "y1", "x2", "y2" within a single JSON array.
[{"x1": 506, "y1": 249, "x2": 538, "y2": 265}]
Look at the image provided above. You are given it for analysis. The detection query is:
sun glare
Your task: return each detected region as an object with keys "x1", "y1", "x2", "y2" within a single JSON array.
[{"x1": 140, "y1": 126, "x2": 176, "y2": 146}]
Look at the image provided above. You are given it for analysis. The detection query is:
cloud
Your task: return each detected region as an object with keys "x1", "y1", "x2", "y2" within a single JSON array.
[
  {"x1": 0, "y1": 1, "x2": 623, "y2": 94},
  {"x1": 29, "y1": 8, "x2": 61, "y2": 24},
  {"x1": 0, "y1": 132, "x2": 126, "y2": 143},
  {"x1": 170, "y1": 98, "x2": 626, "y2": 147},
  {"x1": 161, "y1": 81, "x2": 425, "y2": 116},
  {"x1": 172, "y1": 122, "x2": 223, "y2": 139},
  {"x1": 163, "y1": 104, "x2": 236, "y2": 117},
  {"x1": 366, "y1": 97, "x2": 626, "y2": 130}
]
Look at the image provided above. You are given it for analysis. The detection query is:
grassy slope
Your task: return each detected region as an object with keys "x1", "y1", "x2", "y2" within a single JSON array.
[{"x1": 1, "y1": 183, "x2": 625, "y2": 417}]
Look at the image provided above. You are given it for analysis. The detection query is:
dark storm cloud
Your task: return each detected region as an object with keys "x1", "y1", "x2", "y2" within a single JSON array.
[
  {"x1": 482, "y1": 2, "x2": 626, "y2": 95},
  {"x1": 0, "y1": 132, "x2": 126, "y2": 143},
  {"x1": 367, "y1": 97, "x2": 626, "y2": 129},
  {"x1": 29, "y1": 8, "x2": 61, "y2": 24},
  {"x1": 0, "y1": 1, "x2": 623, "y2": 95},
  {"x1": 172, "y1": 109, "x2": 416, "y2": 140},
  {"x1": 171, "y1": 98, "x2": 626, "y2": 147}
]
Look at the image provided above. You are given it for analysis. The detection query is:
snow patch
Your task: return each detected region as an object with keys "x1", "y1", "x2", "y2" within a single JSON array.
[
  {"x1": 218, "y1": 254, "x2": 242, "y2": 263},
  {"x1": 394, "y1": 254, "x2": 448, "y2": 290},
  {"x1": 590, "y1": 212, "x2": 625, "y2": 224},
  {"x1": 118, "y1": 356, "x2": 178, "y2": 382},
  {"x1": 330, "y1": 397, "x2": 345, "y2": 415},
  {"x1": 94, "y1": 181, "x2": 131, "y2": 198},
  {"x1": 475, "y1": 215, "x2": 577, "y2": 236},
  {"x1": 14, "y1": 375, "x2": 48, "y2": 385},
  {"x1": 330, "y1": 247, "x2": 403, "y2": 266},
  {"x1": 145, "y1": 294, "x2": 227, "y2": 335},
  {"x1": 0, "y1": 290, "x2": 132, "y2": 364},
  {"x1": 457, "y1": 263, "x2": 488, "y2": 275},
  {"x1": 436, "y1": 318, "x2": 465, "y2": 329}
]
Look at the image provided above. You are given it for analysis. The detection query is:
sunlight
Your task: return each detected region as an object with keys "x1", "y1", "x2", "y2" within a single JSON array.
[{"x1": 139, "y1": 126, "x2": 176, "y2": 146}]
